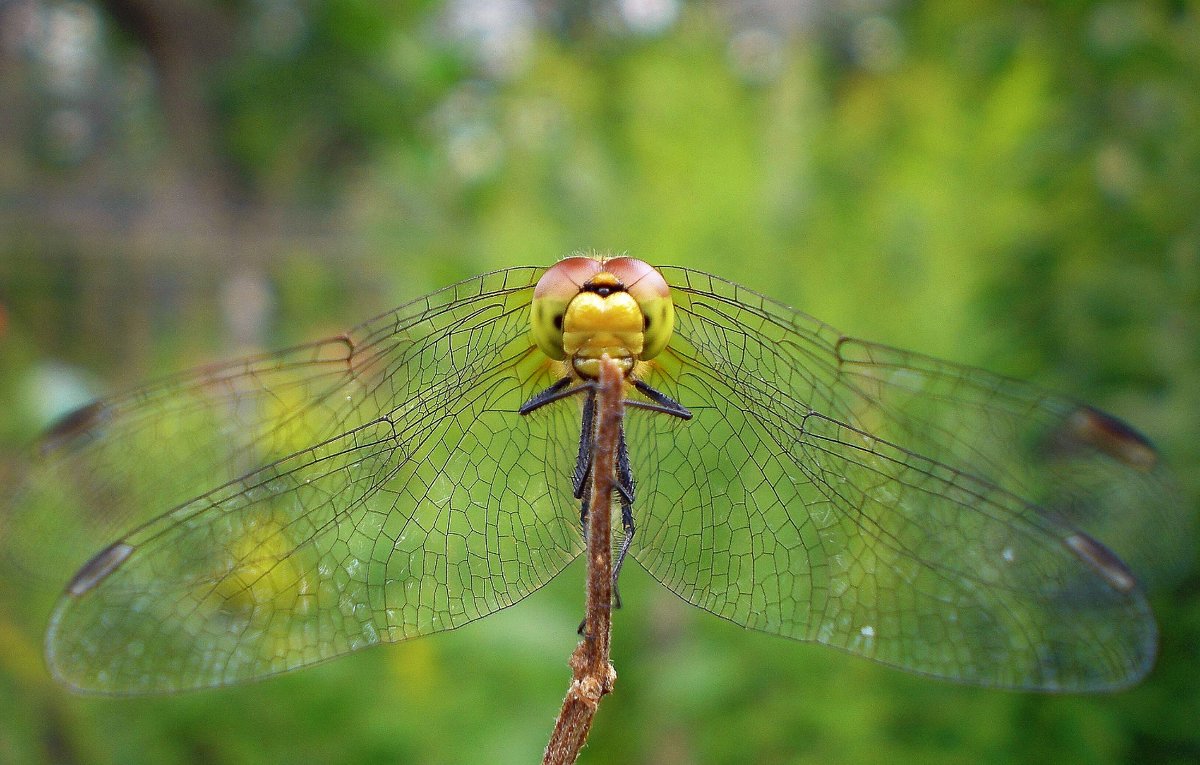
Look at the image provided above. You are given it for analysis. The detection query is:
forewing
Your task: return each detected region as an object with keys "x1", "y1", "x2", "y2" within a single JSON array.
[
  {"x1": 831, "y1": 338, "x2": 1190, "y2": 589},
  {"x1": 29, "y1": 268, "x2": 585, "y2": 693},
  {"x1": 626, "y1": 267, "x2": 1171, "y2": 690},
  {"x1": 8, "y1": 338, "x2": 383, "y2": 583}
]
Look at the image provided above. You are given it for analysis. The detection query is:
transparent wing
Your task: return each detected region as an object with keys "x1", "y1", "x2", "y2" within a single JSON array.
[
  {"x1": 626, "y1": 266, "x2": 1183, "y2": 691},
  {"x1": 13, "y1": 262, "x2": 1184, "y2": 694},
  {"x1": 831, "y1": 338, "x2": 1188, "y2": 590},
  {"x1": 22, "y1": 267, "x2": 585, "y2": 693}
]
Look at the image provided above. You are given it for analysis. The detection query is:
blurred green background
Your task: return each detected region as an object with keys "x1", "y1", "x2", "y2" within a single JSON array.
[{"x1": 1, "y1": 1, "x2": 1198, "y2": 763}]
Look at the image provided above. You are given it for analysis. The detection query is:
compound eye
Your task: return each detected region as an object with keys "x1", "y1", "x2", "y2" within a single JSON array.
[
  {"x1": 604, "y1": 257, "x2": 674, "y2": 359},
  {"x1": 530, "y1": 257, "x2": 601, "y2": 360}
]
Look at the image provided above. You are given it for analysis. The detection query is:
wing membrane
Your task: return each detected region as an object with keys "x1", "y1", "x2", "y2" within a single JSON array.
[
  {"x1": 23, "y1": 268, "x2": 587, "y2": 692},
  {"x1": 626, "y1": 266, "x2": 1177, "y2": 690},
  {"x1": 12, "y1": 262, "x2": 1182, "y2": 693}
]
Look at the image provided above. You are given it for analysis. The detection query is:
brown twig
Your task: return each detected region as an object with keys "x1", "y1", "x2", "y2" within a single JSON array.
[{"x1": 543, "y1": 355, "x2": 623, "y2": 765}]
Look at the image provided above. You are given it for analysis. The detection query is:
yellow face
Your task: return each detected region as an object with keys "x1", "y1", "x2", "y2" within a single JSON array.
[{"x1": 529, "y1": 256, "x2": 675, "y2": 378}]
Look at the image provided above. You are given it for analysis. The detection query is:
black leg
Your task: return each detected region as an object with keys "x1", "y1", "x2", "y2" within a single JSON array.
[
  {"x1": 521, "y1": 376, "x2": 601, "y2": 553},
  {"x1": 519, "y1": 376, "x2": 585, "y2": 415},
  {"x1": 632, "y1": 378, "x2": 692, "y2": 420},
  {"x1": 574, "y1": 390, "x2": 596, "y2": 537},
  {"x1": 573, "y1": 391, "x2": 596, "y2": 501},
  {"x1": 524, "y1": 373, "x2": 691, "y2": 624},
  {"x1": 611, "y1": 423, "x2": 636, "y2": 609}
]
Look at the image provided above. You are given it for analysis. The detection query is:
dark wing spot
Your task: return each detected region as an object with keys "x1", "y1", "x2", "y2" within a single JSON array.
[
  {"x1": 1052, "y1": 406, "x2": 1159, "y2": 472},
  {"x1": 66, "y1": 541, "x2": 135, "y2": 596},
  {"x1": 39, "y1": 401, "x2": 110, "y2": 457},
  {"x1": 1063, "y1": 533, "x2": 1138, "y2": 594}
]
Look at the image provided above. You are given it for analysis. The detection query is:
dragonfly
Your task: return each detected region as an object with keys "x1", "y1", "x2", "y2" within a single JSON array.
[{"x1": 8, "y1": 255, "x2": 1185, "y2": 695}]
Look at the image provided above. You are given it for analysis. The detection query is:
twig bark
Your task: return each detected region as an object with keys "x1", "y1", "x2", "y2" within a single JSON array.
[{"x1": 543, "y1": 356, "x2": 623, "y2": 764}]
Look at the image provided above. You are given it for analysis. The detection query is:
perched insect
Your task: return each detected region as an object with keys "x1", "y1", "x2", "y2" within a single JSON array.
[{"x1": 10, "y1": 255, "x2": 1184, "y2": 695}]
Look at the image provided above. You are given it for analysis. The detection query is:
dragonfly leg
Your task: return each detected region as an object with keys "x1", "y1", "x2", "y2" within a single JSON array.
[
  {"x1": 532, "y1": 375, "x2": 664, "y2": 625},
  {"x1": 518, "y1": 376, "x2": 587, "y2": 415},
  {"x1": 630, "y1": 378, "x2": 693, "y2": 420},
  {"x1": 573, "y1": 392, "x2": 596, "y2": 500},
  {"x1": 523, "y1": 376, "x2": 600, "y2": 541},
  {"x1": 577, "y1": 406, "x2": 637, "y2": 631},
  {"x1": 611, "y1": 423, "x2": 636, "y2": 609},
  {"x1": 574, "y1": 390, "x2": 596, "y2": 542},
  {"x1": 573, "y1": 389, "x2": 636, "y2": 542}
]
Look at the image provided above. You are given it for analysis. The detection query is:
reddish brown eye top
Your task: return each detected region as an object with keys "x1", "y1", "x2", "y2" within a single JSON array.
[
  {"x1": 534, "y1": 257, "x2": 604, "y2": 299},
  {"x1": 603, "y1": 257, "x2": 670, "y2": 299}
]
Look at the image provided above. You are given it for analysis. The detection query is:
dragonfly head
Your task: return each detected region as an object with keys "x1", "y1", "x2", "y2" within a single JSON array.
[{"x1": 530, "y1": 256, "x2": 675, "y2": 379}]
